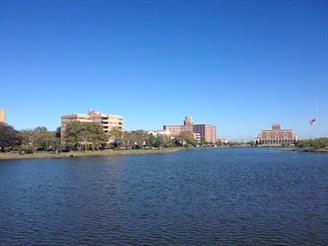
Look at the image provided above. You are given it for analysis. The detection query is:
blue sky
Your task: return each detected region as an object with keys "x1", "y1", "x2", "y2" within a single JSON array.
[{"x1": 1, "y1": 0, "x2": 328, "y2": 141}]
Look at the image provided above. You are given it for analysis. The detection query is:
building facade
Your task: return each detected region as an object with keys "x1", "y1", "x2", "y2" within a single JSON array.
[
  {"x1": 88, "y1": 110, "x2": 124, "y2": 134},
  {"x1": 163, "y1": 116, "x2": 217, "y2": 143},
  {"x1": 0, "y1": 108, "x2": 5, "y2": 124},
  {"x1": 61, "y1": 110, "x2": 124, "y2": 144},
  {"x1": 255, "y1": 123, "x2": 298, "y2": 144}
]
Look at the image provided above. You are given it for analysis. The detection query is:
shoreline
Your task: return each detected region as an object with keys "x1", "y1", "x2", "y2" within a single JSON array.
[
  {"x1": 0, "y1": 147, "x2": 182, "y2": 161},
  {"x1": 2, "y1": 146, "x2": 327, "y2": 161},
  {"x1": 277, "y1": 146, "x2": 328, "y2": 153}
]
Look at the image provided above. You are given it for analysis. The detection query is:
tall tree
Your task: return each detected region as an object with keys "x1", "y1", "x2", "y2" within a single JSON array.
[
  {"x1": 33, "y1": 127, "x2": 53, "y2": 150},
  {"x1": 128, "y1": 130, "x2": 148, "y2": 148},
  {"x1": 64, "y1": 122, "x2": 107, "y2": 150},
  {"x1": 20, "y1": 129, "x2": 34, "y2": 149},
  {"x1": 0, "y1": 124, "x2": 22, "y2": 150},
  {"x1": 55, "y1": 127, "x2": 61, "y2": 138},
  {"x1": 20, "y1": 127, "x2": 54, "y2": 151},
  {"x1": 109, "y1": 128, "x2": 124, "y2": 148},
  {"x1": 153, "y1": 134, "x2": 165, "y2": 148},
  {"x1": 177, "y1": 131, "x2": 197, "y2": 147}
]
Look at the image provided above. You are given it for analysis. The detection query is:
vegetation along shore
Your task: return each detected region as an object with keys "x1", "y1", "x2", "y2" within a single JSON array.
[
  {"x1": 0, "y1": 148, "x2": 182, "y2": 161},
  {"x1": 1, "y1": 122, "x2": 327, "y2": 161}
]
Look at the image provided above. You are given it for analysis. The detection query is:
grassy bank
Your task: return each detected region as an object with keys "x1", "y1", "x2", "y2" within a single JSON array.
[{"x1": 0, "y1": 148, "x2": 182, "y2": 161}]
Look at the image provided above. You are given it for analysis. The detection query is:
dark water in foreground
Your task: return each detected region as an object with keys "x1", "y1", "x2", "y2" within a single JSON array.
[{"x1": 0, "y1": 148, "x2": 327, "y2": 245}]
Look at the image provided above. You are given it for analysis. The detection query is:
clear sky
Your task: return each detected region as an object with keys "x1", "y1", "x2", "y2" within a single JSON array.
[{"x1": 1, "y1": 0, "x2": 328, "y2": 141}]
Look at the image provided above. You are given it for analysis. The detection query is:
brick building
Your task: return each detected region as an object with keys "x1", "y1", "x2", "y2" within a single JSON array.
[
  {"x1": 163, "y1": 116, "x2": 217, "y2": 143},
  {"x1": 255, "y1": 123, "x2": 298, "y2": 144}
]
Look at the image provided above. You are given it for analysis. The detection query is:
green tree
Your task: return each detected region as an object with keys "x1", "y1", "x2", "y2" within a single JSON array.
[
  {"x1": 148, "y1": 133, "x2": 156, "y2": 147},
  {"x1": 20, "y1": 129, "x2": 34, "y2": 149},
  {"x1": 64, "y1": 122, "x2": 107, "y2": 150},
  {"x1": 134, "y1": 130, "x2": 149, "y2": 148},
  {"x1": 177, "y1": 131, "x2": 197, "y2": 147},
  {"x1": 20, "y1": 127, "x2": 54, "y2": 151},
  {"x1": 295, "y1": 138, "x2": 328, "y2": 150},
  {"x1": 122, "y1": 130, "x2": 148, "y2": 149},
  {"x1": 147, "y1": 133, "x2": 165, "y2": 148},
  {"x1": 51, "y1": 127, "x2": 62, "y2": 151},
  {"x1": 109, "y1": 128, "x2": 124, "y2": 148},
  {"x1": 33, "y1": 127, "x2": 53, "y2": 150},
  {"x1": 55, "y1": 127, "x2": 61, "y2": 138},
  {"x1": 0, "y1": 124, "x2": 22, "y2": 151},
  {"x1": 153, "y1": 134, "x2": 165, "y2": 148},
  {"x1": 122, "y1": 131, "x2": 132, "y2": 149}
]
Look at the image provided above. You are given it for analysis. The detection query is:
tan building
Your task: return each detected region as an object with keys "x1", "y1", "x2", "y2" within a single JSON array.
[
  {"x1": 0, "y1": 108, "x2": 5, "y2": 124},
  {"x1": 88, "y1": 110, "x2": 124, "y2": 134},
  {"x1": 163, "y1": 116, "x2": 217, "y2": 143},
  {"x1": 255, "y1": 123, "x2": 298, "y2": 144},
  {"x1": 61, "y1": 110, "x2": 124, "y2": 145}
]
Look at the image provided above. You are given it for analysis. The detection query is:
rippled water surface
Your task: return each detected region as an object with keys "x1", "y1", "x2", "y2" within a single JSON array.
[{"x1": 0, "y1": 148, "x2": 327, "y2": 245}]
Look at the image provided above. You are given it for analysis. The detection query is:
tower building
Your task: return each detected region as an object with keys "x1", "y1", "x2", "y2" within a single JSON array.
[
  {"x1": 0, "y1": 108, "x2": 5, "y2": 124},
  {"x1": 163, "y1": 116, "x2": 217, "y2": 143}
]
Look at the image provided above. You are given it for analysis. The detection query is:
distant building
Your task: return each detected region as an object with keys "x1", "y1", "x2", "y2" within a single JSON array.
[
  {"x1": 217, "y1": 138, "x2": 229, "y2": 144},
  {"x1": 255, "y1": 123, "x2": 298, "y2": 144},
  {"x1": 163, "y1": 116, "x2": 217, "y2": 143},
  {"x1": 87, "y1": 110, "x2": 124, "y2": 133},
  {"x1": 147, "y1": 129, "x2": 172, "y2": 137},
  {"x1": 0, "y1": 108, "x2": 5, "y2": 124},
  {"x1": 61, "y1": 110, "x2": 124, "y2": 145}
]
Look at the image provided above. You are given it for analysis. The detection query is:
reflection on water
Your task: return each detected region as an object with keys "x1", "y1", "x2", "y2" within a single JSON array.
[{"x1": 0, "y1": 148, "x2": 327, "y2": 245}]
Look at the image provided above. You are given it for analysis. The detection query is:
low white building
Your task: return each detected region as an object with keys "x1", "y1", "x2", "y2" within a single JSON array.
[{"x1": 147, "y1": 129, "x2": 172, "y2": 137}]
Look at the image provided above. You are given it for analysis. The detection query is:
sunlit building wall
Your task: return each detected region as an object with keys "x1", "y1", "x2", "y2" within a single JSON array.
[{"x1": 0, "y1": 108, "x2": 5, "y2": 124}]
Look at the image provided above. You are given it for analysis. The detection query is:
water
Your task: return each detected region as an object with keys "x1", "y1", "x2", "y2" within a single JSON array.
[{"x1": 0, "y1": 148, "x2": 327, "y2": 245}]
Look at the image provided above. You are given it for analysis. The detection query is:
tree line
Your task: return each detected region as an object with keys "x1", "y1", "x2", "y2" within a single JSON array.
[
  {"x1": 0, "y1": 124, "x2": 61, "y2": 152},
  {"x1": 295, "y1": 138, "x2": 328, "y2": 150},
  {"x1": 0, "y1": 122, "x2": 200, "y2": 153}
]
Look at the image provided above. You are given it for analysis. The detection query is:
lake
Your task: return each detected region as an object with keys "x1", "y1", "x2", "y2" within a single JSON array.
[{"x1": 0, "y1": 148, "x2": 327, "y2": 245}]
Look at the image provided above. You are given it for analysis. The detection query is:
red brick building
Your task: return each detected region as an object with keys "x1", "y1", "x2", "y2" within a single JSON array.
[
  {"x1": 255, "y1": 123, "x2": 298, "y2": 144},
  {"x1": 163, "y1": 116, "x2": 217, "y2": 143}
]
